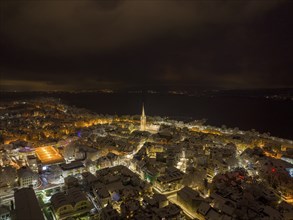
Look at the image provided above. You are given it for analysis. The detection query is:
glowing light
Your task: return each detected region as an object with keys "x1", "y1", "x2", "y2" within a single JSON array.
[{"x1": 35, "y1": 146, "x2": 64, "y2": 165}]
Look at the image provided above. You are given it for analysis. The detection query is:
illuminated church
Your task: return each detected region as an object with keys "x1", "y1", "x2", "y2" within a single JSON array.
[
  {"x1": 140, "y1": 103, "x2": 146, "y2": 131},
  {"x1": 140, "y1": 103, "x2": 160, "y2": 133}
]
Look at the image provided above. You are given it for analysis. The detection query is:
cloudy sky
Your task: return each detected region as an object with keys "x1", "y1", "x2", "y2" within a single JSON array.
[{"x1": 0, "y1": 0, "x2": 292, "y2": 91}]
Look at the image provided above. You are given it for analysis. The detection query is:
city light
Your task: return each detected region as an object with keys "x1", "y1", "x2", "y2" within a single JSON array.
[
  {"x1": 1, "y1": 98, "x2": 292, "y2": 220},
  {"x1": 35, "y1": 146, "x2": 64, "y2": 165}
]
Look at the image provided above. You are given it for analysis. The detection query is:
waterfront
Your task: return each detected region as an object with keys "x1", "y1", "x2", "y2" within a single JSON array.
[
  {"x1": 1, "y1": 91, "x2": 292, "y2": 139},
  {"x1": 0, "y1": 98, "x2": 292, "y2": 220}
]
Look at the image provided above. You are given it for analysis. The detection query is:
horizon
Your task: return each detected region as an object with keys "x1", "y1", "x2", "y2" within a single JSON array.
[{"x1": 1, "y1": 86, "x2": 293, "y2": 93}]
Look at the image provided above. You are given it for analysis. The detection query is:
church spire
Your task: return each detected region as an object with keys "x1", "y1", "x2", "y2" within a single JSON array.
[
  {"x1": 142, "y1": 103, "x2": 145, "y2": 117},
  {"x1": 140, "y1": 103, "x2": 146, "y2": 131}
]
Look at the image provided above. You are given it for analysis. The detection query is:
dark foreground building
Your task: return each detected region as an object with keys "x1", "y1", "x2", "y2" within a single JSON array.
[{"x1": 13, "y1": 187, "x2": 44, "y2": 220}]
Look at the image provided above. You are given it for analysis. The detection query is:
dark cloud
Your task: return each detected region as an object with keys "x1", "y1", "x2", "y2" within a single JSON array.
[
  {"x1": 1, "y1": 1, "x2": 280, "y2": 53},
  {"x1": 0, "y1": 0, "x2": 292, "y2": 90}
]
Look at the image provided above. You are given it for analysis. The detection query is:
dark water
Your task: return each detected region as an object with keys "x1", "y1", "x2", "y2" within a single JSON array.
[{"x1": 1, "y1": 92, "x2": 292, "y2": 140}]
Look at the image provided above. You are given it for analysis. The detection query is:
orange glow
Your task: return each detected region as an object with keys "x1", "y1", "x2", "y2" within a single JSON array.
[
  {"x1": 190, "y1": 127, "x2": 222, "y2": 135},
  {"x1": 264, "y1": 151, "x2": 282, "y2": 159},
  {"x1": 35, "y1": 146, "x2": 64, "y2": 165}
]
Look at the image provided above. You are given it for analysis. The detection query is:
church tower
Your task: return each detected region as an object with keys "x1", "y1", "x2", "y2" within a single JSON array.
[{"x1": 140, "y1": 103, "x2": 146, "y2": 131}]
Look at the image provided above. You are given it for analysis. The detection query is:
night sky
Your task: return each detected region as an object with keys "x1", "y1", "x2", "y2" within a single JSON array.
[{"x1": 0, "y1": 0, "x2": 292, "y2": 91}]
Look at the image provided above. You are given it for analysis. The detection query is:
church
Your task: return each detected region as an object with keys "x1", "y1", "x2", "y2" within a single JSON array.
[
  {"x1": 139, "y1": 104, "x2": 159, "y2": 133},
  {"x1": 140, "y1": 104, "x2": 146, "y2": 131}
]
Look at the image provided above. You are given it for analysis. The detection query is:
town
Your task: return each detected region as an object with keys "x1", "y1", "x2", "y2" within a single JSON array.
[{"x1": 0, "y1": 98, "x2": 292, "y2": 220}]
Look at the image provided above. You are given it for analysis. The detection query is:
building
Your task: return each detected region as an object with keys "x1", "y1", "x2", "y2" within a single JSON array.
[
  {"x1": 17, "y1": 166, "x2": 38, "y2": 188},
  {"x1": 0, "y1": 206, "x2": 10, "y2": 220},
  {"x1": 140, "y1": 104, "x2": 146, "y2": 131},
  {"x1": 197, "y1": 201, "x2": 211, "y2": 217},
  {"x1": 100, "y1": 204, "x2": 121, "y2": 220},
  {"x1": 143, "y1": 193, "x2": 169, "y2": 209},
  {"x1": 14, "y1": 187, "x2": 45, "y2": 220},
  {"x1": 154, "y1": 204, "x2": 182, "y2": 219},
  {"x1": 50, "y1": 187, "x2": 92, "y2": 220},
  {"x1": 120, "y1": 199, "x2": 140, "y2": 218},
  {"x1": 26, "y1": 155, "x2": 38, "y2": 172},
  {"x1": 35, "y1": 146, "x2": 65, "y2": 166},
  {"x1": 59, "y1": 161, "x2": 85, "y2": 178},
  {"x1": 96, "y1": 187, "x2": 111, "y2": 207},
  {"x1": 64, "y1": 176, "x2": 79, "y2": 189},
  {"x1": 177, "y1": 186, "x2": 205, "y2": 212},
  {"x1": 81, "y1": 172, "x2": 99, "y2": 187},
  {"x1": 155, "y1": 167, "x2": 184, "y2": 192}
]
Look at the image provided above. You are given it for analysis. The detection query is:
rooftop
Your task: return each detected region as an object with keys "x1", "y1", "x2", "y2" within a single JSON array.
[
  {"x1": 14, "y1": 187, "x2": 45, "y2": 220},
  {"x1": 35, "y1": 146, "x2": 64, "y2": 165}
]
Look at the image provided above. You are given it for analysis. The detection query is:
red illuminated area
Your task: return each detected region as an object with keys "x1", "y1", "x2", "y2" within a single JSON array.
[{"x1": 271, "y1": 168, "x2": 276, "y2": 173}]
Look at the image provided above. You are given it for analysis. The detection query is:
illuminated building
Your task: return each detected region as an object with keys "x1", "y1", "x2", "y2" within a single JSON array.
[
  {"x1": 143, "y1": 166, "x2": 159, "y2": 184},
  {"x1": 35, "y1": 146, "x2": 65, "y2": 165},
  {"x1": 154, "y1": 167, "x2": 184, "y2": 192},
  {"x1": 140, "y1": 103, "x2": 146, "y2": 131},
  {"x1": 50, "y1": 187, "x2": 92, "y2": 220},
  {"x1": 17, "y1": 166, "x2": 38, "y2": 188},
  {"x1": 59, "y1": 161, "x2": 85, "y2": 178}
]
